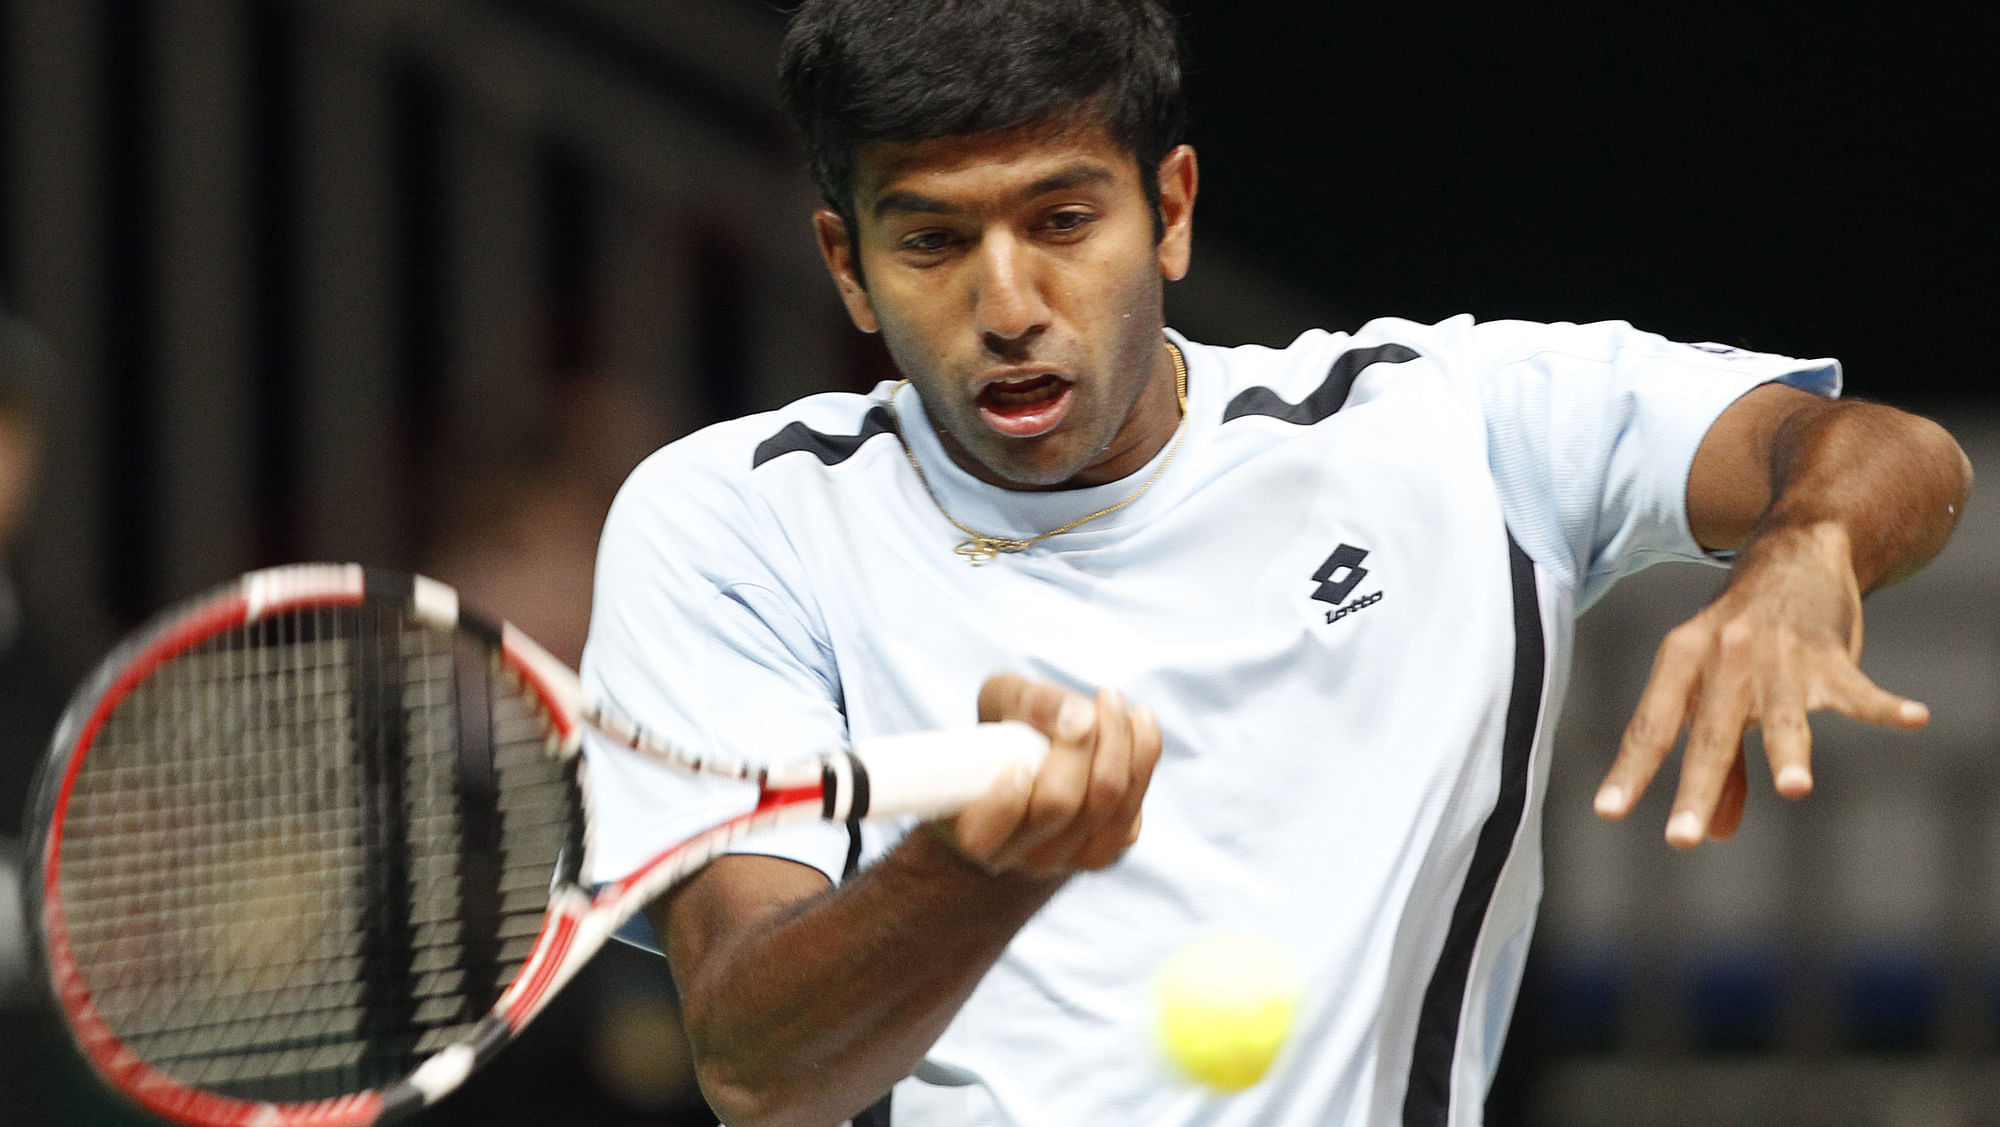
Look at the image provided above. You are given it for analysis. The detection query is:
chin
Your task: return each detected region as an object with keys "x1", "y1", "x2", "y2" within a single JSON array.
[
  {"x1": 977, "y1": 446, "x2": 1090, "y2": 490},
  {"x1": 988, "y1": 462, "x2": 1079, "y2": 490}
]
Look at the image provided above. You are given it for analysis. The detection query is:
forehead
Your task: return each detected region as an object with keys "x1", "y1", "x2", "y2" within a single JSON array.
[{"x1": 851, "y1": 121, "x2": 1139, "y2": 214}]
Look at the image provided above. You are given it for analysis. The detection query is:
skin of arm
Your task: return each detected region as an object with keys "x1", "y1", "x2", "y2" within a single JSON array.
[
  {"x1": 651, "y1": 677, "x2": 1160, "y2": 1127},
  {"x1": 1594, "y1": 383, "x2": 1974, "y2": 846}
]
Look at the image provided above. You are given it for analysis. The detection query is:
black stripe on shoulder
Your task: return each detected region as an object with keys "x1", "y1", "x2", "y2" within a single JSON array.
[
  {"x1": 1221, "y1": 343, "x2": 1421, "y2": 425},
  {"x1": 752, "y1": 405, "x2": 895, "y2": 469},
  {"x1": 1402, "y1": 534, "x2": 1544, "y2": 1127}
]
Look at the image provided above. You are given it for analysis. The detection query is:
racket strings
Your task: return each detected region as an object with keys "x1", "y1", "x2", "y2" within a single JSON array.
[{"x1": 55, "y1": 600, "x2": 582, "y2": 1102}]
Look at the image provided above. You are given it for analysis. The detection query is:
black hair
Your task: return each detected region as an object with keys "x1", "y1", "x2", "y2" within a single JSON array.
[{"x1": 780, "y1": 0, "x2": 1187, "y2": 229}]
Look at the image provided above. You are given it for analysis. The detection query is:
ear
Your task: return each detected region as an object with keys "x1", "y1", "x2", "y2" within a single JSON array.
[
  {"x1": 812, "y1": 207, "x2": 880, "y2": 334},
  {"x1": 1155, "y1": 144, "x2": 1198, "y2": 282}
]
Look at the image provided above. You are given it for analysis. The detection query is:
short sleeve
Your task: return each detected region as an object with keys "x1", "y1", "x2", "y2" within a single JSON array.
[
  {"x1": 1466, "y1": 319, "x2": 1840, "y2": 607},
  {"x1": 578, "y1": 444, "x2": 855, "y2": 887}
]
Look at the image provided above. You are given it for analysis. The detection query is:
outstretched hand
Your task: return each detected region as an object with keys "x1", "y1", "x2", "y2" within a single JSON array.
[
  {"x1": 1593, "y1": 522, "x2": 1930, "y2": 848},
  {"x1": 937, "y1": 673, "x2": 1162, "y2": 876}
]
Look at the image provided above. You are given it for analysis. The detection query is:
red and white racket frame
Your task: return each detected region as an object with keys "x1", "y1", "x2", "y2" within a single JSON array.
[{"x1": 29, "y1": 563, "x2": 1045, "y2": 1127}]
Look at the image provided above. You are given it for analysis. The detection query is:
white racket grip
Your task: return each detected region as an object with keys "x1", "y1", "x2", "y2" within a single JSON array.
[{"x1": 850, "y1": 721, "x2": 1049, "y2": 819}]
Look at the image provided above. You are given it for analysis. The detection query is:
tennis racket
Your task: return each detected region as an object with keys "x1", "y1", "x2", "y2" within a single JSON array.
[{"x1": 23, "y1": 562, "x2": 1047, "y2": 1127}]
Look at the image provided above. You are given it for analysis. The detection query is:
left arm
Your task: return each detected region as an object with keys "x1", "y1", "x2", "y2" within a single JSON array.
[{"x1": 1592, "y1": 383, "x2": 1973, "y2": 847}]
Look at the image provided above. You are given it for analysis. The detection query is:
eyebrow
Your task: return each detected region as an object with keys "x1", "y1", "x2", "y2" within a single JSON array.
[{"x1": 870, "y1": 163, "x2": 1118, "y2": 220}]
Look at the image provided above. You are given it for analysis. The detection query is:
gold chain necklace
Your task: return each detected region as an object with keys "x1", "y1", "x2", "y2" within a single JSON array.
[{"x1": 888, "y1": 340, "x2": 1189, "y2": 564}]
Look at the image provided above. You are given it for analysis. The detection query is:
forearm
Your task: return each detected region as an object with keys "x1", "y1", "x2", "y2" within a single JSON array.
[
  {"x1": 1741, "y1": 399, "x2": 1971, "y2": 591},
  {"x1": 664, "y1": 829, "x2": 1062, "y2": 1127}
]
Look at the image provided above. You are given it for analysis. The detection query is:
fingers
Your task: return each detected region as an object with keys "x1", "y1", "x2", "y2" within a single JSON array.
[
  {"x1": 1596, "y1": 625, "x2": 1703, "y2": 822},
  {"x1": 1758, "y1": 646, "x2": 1814, "y2": 801},
  {"x1": 1019, "y1": 688, "x2": 1129, "y2": 871},
  {"x1": 976, "y1": 672, "x2": 1075, "y2": 730},
  {"x1": 1599, "y1": 605, "x2": 1931, "y2": 849},
  {"x1": 1073, "y1": 701, "x2": 1161, "y2": 871},
  {"x1": 957, "y1": 679, "x2": 1094, "y2": 866},
  {"x1": 950, "y1": 754, "x2": 1037, "y2": 863},
  {"x1": 1704, "y1": 743, "x2": 1748, "y2": 842},
  {"x1": 1815, "y1": 664, "x2": 1930, "y2": 730},
  {"x1": 1663, "y1": 623, "x2": 1760, "y2": 848},
  {"x1": 954, "y1": 675, "x2": 1162, "y2": 877},
  {"x1": 997, "y1": 688, "x2": 1114, "y2": 872}
]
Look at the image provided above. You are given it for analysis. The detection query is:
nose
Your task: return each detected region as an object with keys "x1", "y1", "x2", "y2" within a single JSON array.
[{"x1": 971, "y1": 232, "x2": 1049, "y2": 354}]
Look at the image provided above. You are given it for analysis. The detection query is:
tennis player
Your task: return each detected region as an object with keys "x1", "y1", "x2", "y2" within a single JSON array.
[{"x1": 579, "y1": 2, "x2": 1973, "y2": 1124}]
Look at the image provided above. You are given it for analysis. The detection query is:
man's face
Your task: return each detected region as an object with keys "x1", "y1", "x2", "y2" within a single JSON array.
[{"x1": 815, "y1": 122, "x2": 1196, "y2": 490}]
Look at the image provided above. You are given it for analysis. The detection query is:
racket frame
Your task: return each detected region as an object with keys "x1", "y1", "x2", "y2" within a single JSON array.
[{"x1": 25, "y1": 564, "x2": 952, "y2": 1127}]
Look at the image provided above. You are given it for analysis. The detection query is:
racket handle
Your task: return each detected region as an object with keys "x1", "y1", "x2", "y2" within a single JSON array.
[{"x1": 850, "y1": 721, "x2": 1050, "y2": 819}]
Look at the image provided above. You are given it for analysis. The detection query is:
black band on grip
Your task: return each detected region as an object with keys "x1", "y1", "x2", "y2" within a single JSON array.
[
  {"x1": 468, "y1": 1014, "x2": 513, "y2": 1066},
  {"x1": 378, "y1": 1081, "x2": 428, "y2": 1120},
  {"x1": 844, "y1": 749, "x2": 870, "y2": 822}
]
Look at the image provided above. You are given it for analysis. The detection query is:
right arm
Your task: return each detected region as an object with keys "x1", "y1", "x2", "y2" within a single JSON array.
[{"x1": 651, "y1": 676, "x2": 1161, "y2": 1127}]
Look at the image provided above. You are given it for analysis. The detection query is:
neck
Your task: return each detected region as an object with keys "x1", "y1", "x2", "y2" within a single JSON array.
[{"x1": 1076, "y1": 339, "x2": 1186, "y2": 486}]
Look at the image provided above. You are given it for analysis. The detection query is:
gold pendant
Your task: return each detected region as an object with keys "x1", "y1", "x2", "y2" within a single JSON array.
[{"x1": 954, "y1": 536, "x2": 1015, "y2": 564}]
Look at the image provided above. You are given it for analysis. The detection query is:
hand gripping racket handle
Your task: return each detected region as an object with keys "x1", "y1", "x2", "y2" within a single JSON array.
[{"x1": 848, "y1": 720, "x2": 1049, "y2": 819}]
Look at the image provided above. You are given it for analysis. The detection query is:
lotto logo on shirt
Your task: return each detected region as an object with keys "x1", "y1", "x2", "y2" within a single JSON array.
[{"x1": 1310, "y1": 544, "x2": 1384, "y2": 624}]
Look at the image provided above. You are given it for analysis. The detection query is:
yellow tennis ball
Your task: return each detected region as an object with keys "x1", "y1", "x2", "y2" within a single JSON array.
[{"x1": 1154, "y1": 932, "x2": 1303, "y2": 1092}]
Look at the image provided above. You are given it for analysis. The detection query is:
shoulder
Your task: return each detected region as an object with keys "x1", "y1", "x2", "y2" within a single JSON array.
[
  {"x1": 600, "y1": 385, "x2": 900, "y2": 576},
  {"x1": 1183, "y1": 317, "x2": 1837, "y2": 415},
  {"x1": 617, "y1": 384, "x2": 897, "y2": 505},
  {"x1": 1180, "y1": 315, "x2": 1783, "y2": 381},
  {"x1": 1419, "y1": 317, "x2": 1840, "y2": 395},
  {"x1": 1174, "y1": 317, "x2": 1478, "y2": 426},
  {"x1": 1177, "y1": 316, "x2": 1449, "y2": 383},
  {"x1": 639, "y1": 383, "x2": 896, "y2": 476}
]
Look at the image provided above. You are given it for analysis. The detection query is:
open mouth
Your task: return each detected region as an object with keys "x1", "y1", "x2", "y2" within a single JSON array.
[{"x1": 976, "y1": 374, "x2": 1073, "y2": 438}]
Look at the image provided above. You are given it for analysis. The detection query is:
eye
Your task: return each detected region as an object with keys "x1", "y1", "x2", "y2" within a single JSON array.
[
  {"x1": 899, "y1": 229, "x2": 956, "y2": 255},
  {"x1": 1042, "y1": 210, "x2": 1096, "y2": 236}
]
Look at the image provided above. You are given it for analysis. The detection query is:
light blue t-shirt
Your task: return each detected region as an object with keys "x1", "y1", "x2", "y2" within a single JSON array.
[{"x1": 581, "y1": 316, "x2": 1836, "y2": 1127}]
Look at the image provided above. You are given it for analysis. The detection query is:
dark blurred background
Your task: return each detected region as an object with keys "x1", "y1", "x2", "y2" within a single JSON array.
[{"x1": 1, "y1": 1, "x2": 1993, "y2": 1125}]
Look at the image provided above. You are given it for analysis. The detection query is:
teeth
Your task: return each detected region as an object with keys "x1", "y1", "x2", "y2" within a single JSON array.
[{"x1": 985, "y1": 378, "x2": 1061, "y2": 406}]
